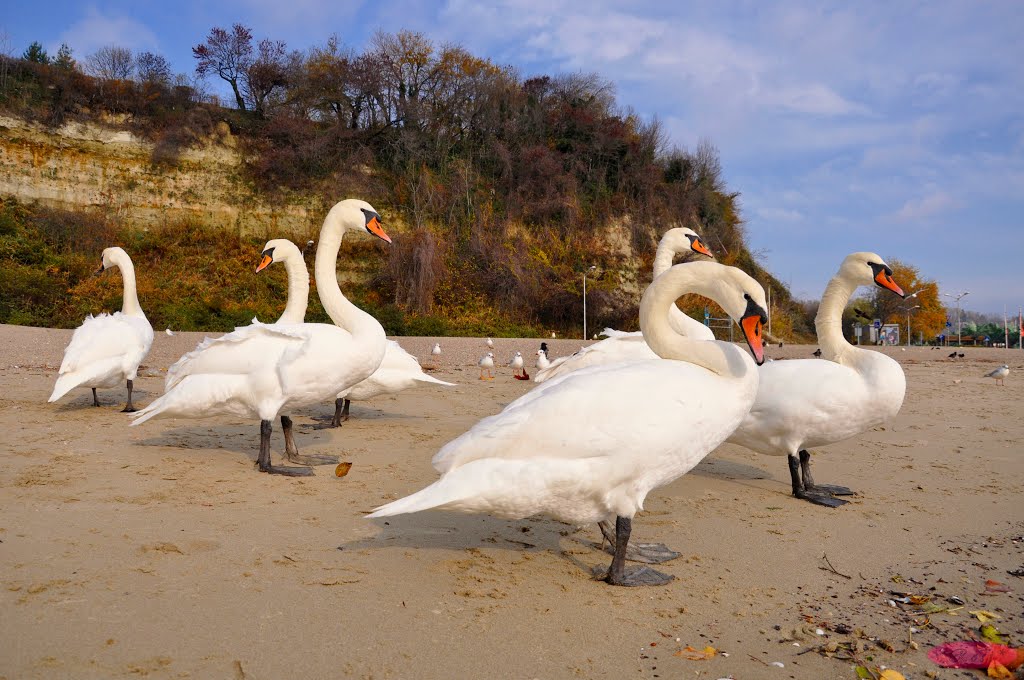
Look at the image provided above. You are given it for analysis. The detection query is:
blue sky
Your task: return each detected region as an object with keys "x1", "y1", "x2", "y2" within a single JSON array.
[{"x1": 5, "y1": 1, "x2": 1023, "y2": 313}]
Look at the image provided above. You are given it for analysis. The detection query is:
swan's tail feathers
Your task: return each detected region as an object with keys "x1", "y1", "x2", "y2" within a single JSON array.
[
  {"x1": 367, "y1": 479, "x2": 458, "y2": 518},
  {"x1": 48, "y1": 373, "x2": 81, "y2": 403},
  {"x1": 129, "y1": 374, "x2": 254, "y2": 426},
  {"x1": 48, "y1": 358, "x2": 121, "y2": 402},
  {"x1": 414, "y1": 374, "x2": 456, "y2": 387}
]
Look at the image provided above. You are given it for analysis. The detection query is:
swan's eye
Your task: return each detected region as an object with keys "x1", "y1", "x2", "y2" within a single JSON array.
[{"x1": 743, "y1": 293, "x2": 751, "y2": 300}]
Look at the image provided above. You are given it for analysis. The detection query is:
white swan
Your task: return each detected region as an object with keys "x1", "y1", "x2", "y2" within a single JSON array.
[
  {"x1": 368, "y1": 260, "x2": 768, "y2": 586},
  {"x1": 534, "y1": 227, "x2": 714, "y2": 383},
  {"x1": 49, "y1": 247, "x2": 154, "y2": 411},
  {"x1": 328, "y1": 340, "x2": 456, "y2": 427},
  {"x1": 725, "y1": 252, "x2": 906, "y2": 506},
  {"x1": 130, "y1": 199, "x2": 392, "y2": 475}
]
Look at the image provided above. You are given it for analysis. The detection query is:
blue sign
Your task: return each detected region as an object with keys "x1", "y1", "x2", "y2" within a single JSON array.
[
  {"x1": 873, "y1": 320, "x2": 881, "y2": 329},
  {"x1": 945, "y1": 321, "x2": 952, "y2": 327}
]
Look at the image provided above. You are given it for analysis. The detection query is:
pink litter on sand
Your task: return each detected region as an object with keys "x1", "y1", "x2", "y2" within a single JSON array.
[{"x1": 927, "y1": 641, "x2": 1024, "y2": 670}]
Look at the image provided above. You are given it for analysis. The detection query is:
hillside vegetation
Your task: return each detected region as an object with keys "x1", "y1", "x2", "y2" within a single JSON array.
[{"x1": 0, "y1": 31, "x2": 813, "y2": 337}]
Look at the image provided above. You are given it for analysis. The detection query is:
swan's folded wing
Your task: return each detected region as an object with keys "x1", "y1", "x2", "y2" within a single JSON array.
[
  {"x1": 165, "y1": 320, "x2": 308, "y2": 389},
  {"x1": 58, "y1": 313, "x2": 145, "y2": 375}
]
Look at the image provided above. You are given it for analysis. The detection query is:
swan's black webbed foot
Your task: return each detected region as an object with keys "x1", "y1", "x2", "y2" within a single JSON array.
[
  {"x1": 598, "y1": 519, "x2": 681, "y2": 564},
  {"x1": 258, "y1": 462, "x2": 315, "y2": 477},
  {"x1": 286, "y1": 452, "x2": 340, "y2": 466},
  {"x1": 595, "y1": 564, "x2": 676, "y2": 586},
  {"x1": 807, "y1": 483, "x2": 854, "y2": 496},
  {"x1": 597, "y1": 516, "x2": 675, "y2": 587},
  {"x1": 795, "y1": 489, "x2": 849, "y2": 507}
]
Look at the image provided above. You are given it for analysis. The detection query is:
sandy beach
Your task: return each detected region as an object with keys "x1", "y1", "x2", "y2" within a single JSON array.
[{"x1": 1, "y1": 324, "x2": 1022, "y2": 679}]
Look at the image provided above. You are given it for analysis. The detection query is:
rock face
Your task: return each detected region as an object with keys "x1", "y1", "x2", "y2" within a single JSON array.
[{"x1": 0, "y1": 114, "x2": 321, "y2": 235}]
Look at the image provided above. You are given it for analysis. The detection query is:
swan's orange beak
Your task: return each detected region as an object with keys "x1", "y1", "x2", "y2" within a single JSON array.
[
  {"x1": 740, "y1": 313, "x2": 765, "y2": 365},
  {"x1": 874, "y1": 268, "x2": 904, "y2": 297},
  {"x1": 366, "y1": 215, "x2": 392, "y2": 244},
  {"x1": 255, "y1": 252, "x2": 273, "y2": 273},
  {"x1": 690, "y1": 236, "x2": 713, "y2": 258}
]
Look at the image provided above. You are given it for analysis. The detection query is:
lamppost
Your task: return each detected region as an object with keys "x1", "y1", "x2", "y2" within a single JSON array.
[
  {"x1": 904, "y1": 305, "x2": 920, "y2": 346},
  {"x1": 943, "y1": 291, "x2": 970, "y2": 346},
  {"x1": 582, "y1": 264, "x2": 596, "y2": 340}
]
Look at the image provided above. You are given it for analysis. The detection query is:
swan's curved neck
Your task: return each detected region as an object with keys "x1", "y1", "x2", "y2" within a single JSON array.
[
  {"x1": 814, "y1": 274, "x2": 858, "y2": 361},
  {"x1": 652, "y1": 240, "x2": 680, "y2": 278},
  {"x1": 640, "y1": 263, "x2": 752, "y2": 378},
  {"x1": 652, "y1": 239, "x2": 706, "y2": 336},
  {"x1": 314, "y1": 219, "x2": 383, "y2": 340},
  {"x1": 276, "y1": 254, "x2": 309, "y2": 324},
  {"x1": 113, "y1": 253, "x2": 144, "y2": 318}
]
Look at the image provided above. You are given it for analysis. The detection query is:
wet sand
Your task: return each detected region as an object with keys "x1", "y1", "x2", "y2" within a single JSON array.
[{"x1": 1, "y1": 324, "x2": 1022, "y2": 679}]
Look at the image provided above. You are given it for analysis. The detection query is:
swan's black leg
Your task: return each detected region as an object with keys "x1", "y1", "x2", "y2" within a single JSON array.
[
  {"x1": 92, "y1": 388, "x2": 100, "y2": 407},
  {"x1": 598, "y1": 517, "x2": 674, "y2": 586},
  {"x1": 282, "y1": 415, "x2": 338, "y2": 466},
  {"x1": 121, "y1": 379, "x2": 137, "y2": 413},
  {"x1": 799, "y1": 449, "x2": 854, "y2": 497},
  {"x1": 257, "y1": 419, "x2": 313, "y2": 476},
  {"x1": 598, "y1": 520, "x2": 681, "y2": 564},
  {"x1": 790, "y1": 452, "x2": 847, "y2": 507},
  {"x1": 327, "y1": 398, "x2": 349, "y2": 428}
]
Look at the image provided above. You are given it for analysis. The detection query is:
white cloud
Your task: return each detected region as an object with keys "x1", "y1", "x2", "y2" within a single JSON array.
[
  {"x1": 756, "y1": 206, "x2": 804, "y2": 223},
  {"x1": 894, "y1": 191, "x2": 959, "y2": 221},
  {"x1": 56, "y1": 7, "x2": 160, "y2": 56}
]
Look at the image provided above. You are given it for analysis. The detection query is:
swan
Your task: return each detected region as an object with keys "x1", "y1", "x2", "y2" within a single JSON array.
[
  {"x1": 725, "y1": 252, "x2": 906, "y2": 507},
  {"x1": 984, "y1": 364, "x2": 1009, "y2": 386},
  {"x1": 478, "y1": 352, "x2": 495, "y2": 380},
  {"x1": 367, "y1": 260, "x2": 768, "y2": 587},
  {"x1": 328, "y1": 340, "x2": 456, "y2": 427},
  {"x1": 49, "y1": 247, "x2": 154, "y2": 412},
  {"x1": 130, "y1": 199, "x2": 392, "y2": 475},
  {"x1": 254, "y1": 238, "x2": 310, "y2": 324},
  {"x1": 534, "y1": 227, "x2": 714, "y2": 383}
]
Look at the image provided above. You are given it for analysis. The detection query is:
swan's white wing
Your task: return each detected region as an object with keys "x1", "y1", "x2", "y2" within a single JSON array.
[
  {"x1": 165, "y1": 320, "x2": 309, "y2": 390},
  {"x1": 340, "y1": 341, "x2": 455, "y2": 400}
]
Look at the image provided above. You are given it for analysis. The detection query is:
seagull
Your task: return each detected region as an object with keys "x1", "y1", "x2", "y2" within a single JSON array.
[
  {"x1": 984, "y1": 365, "x2": 1009, "y2": 386},
  {"x1": 431, "y1": 343, "x2": 441, "y2": 356},
  {"x1": 165, "y1": 328, "x2": 175, "y2": 336},
  {"x1": 948, "y1": 351, "x2": 957, "y2": 358},
  {"x1": 486, "y1": 338, "x2": 494, "y2": 349},
  {"x1": 958, "y1": 353, "x2": 965, "y2": 358},
  {"x1": 813, "y1": 348, "x2": 822, "y2": 357},
  {"x1": 478, "y1": 352, "x2": 495, "y2": 380},
  {"x1": 508, "y1": 351, "x2": 525, "y2": 378}
]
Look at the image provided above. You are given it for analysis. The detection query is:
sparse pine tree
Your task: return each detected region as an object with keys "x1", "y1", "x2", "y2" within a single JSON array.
[{"x1": 23, "y1": 41, "x2": 48, "y2": 64}]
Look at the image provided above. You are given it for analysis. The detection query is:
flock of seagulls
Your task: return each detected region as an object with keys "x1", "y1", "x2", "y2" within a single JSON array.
[{"x1": 46, "y1": 197, "x2": 1013, "y2": 587}]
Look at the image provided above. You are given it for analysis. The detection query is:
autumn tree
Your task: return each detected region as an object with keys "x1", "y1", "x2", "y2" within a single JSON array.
[
  {"x1": 86, "y1": 46, "x2": 133, "y2": 80},
  {"x1": 136, "y1": 51, "x2": 171, "y2": 85},
  {"x1": 193, "y1": 24, "x2": 252, "y2": 111},
  {"x1": 242, "y1": 38, "x2": 289, "y2": 118}
]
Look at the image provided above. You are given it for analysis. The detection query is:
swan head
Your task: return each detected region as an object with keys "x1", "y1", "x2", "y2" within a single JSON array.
[
  {"x1": 325, "y1": 199, "x2": 392, "y2": 244},
  {"x1": 694, "y1": 263, "x2": 769, "y2": 365},
  {"x1": 662, "y1": 227, "x2": 713, "y2": 258},
  {"x1": 839, "y1": 252, "x2": 905, "y2": 298},
  {"x1": 255, "y1": 238, "x2": 302, "y2": 273},
  {"x1": 97, "y1": 246, "x2": 129, "y2": 274}
]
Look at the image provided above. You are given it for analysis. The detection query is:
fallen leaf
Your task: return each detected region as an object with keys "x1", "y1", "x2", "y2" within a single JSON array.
[
  {"x1": 980, "y1": 624, "x2": 1005, "y2": 644},
  {"x1": 987, "y1": 662, "x2": 1013, "y2": 679},
  {"x1": 909, "y1": 595, "x2": 930, "y2": 605},
  {"x1": 970, "y1": 610, "x2": 1000, "y2": 623},
  {"x1": 984, "y1": 580, "x2": 1010, "y2": 594},
  {"x1": 335, "y1": 462, "x2": 353, "y2": 478},
  {"x1": 855, "y1": 666, "x2": 876, "y2": 679},
  {"x1": 879, "y1": 671, "x2": 906, "y2": 680},
  {"x1": 674, "y1": 645, "x2": 716, "y2": 660}
]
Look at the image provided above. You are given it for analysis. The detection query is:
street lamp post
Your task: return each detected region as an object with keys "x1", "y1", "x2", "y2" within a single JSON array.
[
  {"x1": 943, "y1": 291, "x2": 970, "y2": 346},
  {"x1": 583, "y1": 265, "x2": 596, "y2": 340},
  {"x1": 905, "y1": 305, "x2": 920, "y2": 346}
]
